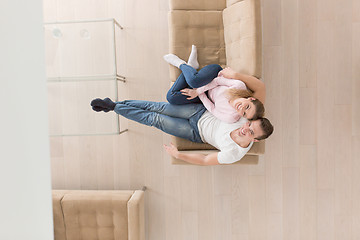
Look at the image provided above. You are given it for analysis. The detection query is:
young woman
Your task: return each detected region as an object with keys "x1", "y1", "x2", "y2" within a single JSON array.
[{"x1": 164, "y1": 48, "x2": 266, "y2": 123}]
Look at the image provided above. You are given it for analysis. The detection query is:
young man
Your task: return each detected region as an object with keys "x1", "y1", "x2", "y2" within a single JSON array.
[{"x1": 90, "y1": 98, "x2": 273, "y2": 166}]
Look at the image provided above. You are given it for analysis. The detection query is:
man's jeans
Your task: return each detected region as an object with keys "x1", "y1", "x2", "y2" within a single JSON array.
[
  {"x1": 114, "y1": 100, "x2": 206, "y2": 143},
  {"x1": 166, "y1": 64, "x2": 223, "y2": 105}
]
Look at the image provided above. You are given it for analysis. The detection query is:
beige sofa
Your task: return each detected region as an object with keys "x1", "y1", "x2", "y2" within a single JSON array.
[
  {"x1": 168, "y1": 0, "x2": 264, "y2": 164},
  {"x1": 52, "y1": 190, "x2": 145, "y2": 240}
]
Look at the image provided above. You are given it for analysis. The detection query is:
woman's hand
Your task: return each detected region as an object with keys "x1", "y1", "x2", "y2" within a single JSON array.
[
  {"x1": 219, "y1": 67, "x2": 237, "y2": 79},
  {"x1": 180, "y1": 88, "x2": 198, "y2": 100},
  {"x1": 163, "y1": 143, "x2": 179, "y2": 158}
]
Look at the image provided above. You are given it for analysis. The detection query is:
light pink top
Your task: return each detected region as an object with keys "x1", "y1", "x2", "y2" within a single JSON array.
[{"x1": 196, "y1": 76, "x2": 247, "y2": 123}]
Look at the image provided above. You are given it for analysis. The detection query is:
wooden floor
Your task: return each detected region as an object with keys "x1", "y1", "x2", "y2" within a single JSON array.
[{"x1": 44, "y1": 0, "x2": 360, "y2": 239}]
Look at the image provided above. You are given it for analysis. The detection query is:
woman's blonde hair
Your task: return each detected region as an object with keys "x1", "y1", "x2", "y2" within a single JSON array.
[
  {"x1": 226, "y1": 88, "x2": 265, "y2": 120},
  {"x1": 226, "y1": 88, "x2": 253, "y2": 100}
]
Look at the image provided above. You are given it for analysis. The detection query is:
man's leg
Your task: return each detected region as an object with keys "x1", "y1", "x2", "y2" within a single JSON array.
[
  {"x1": 117, "y1": 100, "x2": 205, "y2": 119},
  {"x1": 114, "y1": 102, "x2": 203, "y2": 142},
  {"x1": 180, "y1": 64, "x2": 223, "y2": 88}
]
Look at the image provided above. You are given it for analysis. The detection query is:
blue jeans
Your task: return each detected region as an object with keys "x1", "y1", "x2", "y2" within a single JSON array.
[
  {"x1": 114, "y1": 100, "x2": 206, "y2": 143},
  {"x1": 166, "y1": 64, "x2": 223, "y2": 105}
]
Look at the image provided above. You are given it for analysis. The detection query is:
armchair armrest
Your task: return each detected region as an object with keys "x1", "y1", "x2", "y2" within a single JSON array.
[{"x1": 127, "y1": 190, "x2": 145, "y2": 240}]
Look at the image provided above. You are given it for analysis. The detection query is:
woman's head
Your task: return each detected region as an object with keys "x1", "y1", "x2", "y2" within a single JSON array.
[{"x1": 227, "y1": 89, "x2": 265, "y2": 120}]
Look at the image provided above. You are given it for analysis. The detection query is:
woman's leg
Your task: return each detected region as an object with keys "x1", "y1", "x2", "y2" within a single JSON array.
[
  {"x1": 180, "y1": 64, "x2": 223, "y2": 88},
  {"x1": 166, "y1": 64, "x2": 223, "y2": 105},
  {"x1": 166, "y1": 73, "x2": 202, "y2": 105},
  {"x1": 114, "y1": 101, "x2": 204, "y2": 142}
]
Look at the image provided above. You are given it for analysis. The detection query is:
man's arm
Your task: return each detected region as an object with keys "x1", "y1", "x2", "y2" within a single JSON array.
[
  {"x1": 163, "y1": 143, "x2": 220, "y2": 166},
  {"x1": 219, "y1": 67, "x2": 266, "y2": 104}
]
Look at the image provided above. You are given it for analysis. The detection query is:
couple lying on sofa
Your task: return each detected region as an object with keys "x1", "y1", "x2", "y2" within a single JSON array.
[{"x1": 91, "y1": 45, "x2": 274, "y2": 166}]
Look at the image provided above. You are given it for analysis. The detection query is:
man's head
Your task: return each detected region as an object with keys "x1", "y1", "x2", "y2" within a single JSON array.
[{"x1": 232, "y1": 117, "x2": 274, "y2": 144}]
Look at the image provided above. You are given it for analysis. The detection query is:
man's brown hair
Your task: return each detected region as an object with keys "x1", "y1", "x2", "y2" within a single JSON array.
[{"x1": 254, "y1": 117, "x2": 274, "y2": 140}]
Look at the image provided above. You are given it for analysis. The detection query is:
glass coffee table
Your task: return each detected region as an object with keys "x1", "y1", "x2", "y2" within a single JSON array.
[{"x1": 44, "y1": 19, "x2": 127, "y2": 136}]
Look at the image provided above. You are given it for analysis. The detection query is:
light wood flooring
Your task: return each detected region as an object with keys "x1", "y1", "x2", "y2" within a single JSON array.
[{"x1": 44, "y1": 0, "x2": 360, "y2": 239}]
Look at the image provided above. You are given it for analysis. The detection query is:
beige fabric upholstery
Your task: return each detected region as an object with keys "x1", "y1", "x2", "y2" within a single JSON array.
[
  {"x1": 168, "y1": 10, "x2": 226, "y2": 82},
  {"x1": 226, "y1": 0, "x2": 243, "y2": 7},
  {"x1": 223, "y1": 0, "x2": 262, "y2": 78},
  {"x1": 170, "y1": 0, "x2": 226, "y2": 10},
  {"x1": 172, "y1": 152, "x2": 259, "y2": 165},
  {"x1": 127, "y1": 191, "x2": 145, "y2": 240}
]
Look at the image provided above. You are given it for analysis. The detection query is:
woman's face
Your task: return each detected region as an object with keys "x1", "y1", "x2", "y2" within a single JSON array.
[{"x1": 230, "y1": 97, "x2": 256, "y2": 119}]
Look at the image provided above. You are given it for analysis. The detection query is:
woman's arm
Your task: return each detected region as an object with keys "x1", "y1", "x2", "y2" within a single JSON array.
[
  {"x1": 219, "y1": 68, "x2": 266, "y2": 104},
  {"x1": 198, "y1": 93, "x2": 215, "y2": 112},
  {"x1": 215, "y1": 76, "x2": 247, "y2": 89},
  {"x1": 163, "y1": 143, "x2": 220, "y2": 165},
  {"x1": 198, "y1": 93, "x2": 237, "y2": 123},
  {"x1": 196, "y1": 78, "x2": 221, "y2": 94}
]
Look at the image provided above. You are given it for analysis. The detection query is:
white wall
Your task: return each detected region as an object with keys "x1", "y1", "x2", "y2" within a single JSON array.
[{"x1": 0, "y1": 0, "x2": 54, "y2": 239}]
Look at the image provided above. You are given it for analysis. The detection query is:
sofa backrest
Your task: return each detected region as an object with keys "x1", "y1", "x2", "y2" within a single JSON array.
[{"x1": 223, "y1": 0, "x2": 262, "y2": 78}]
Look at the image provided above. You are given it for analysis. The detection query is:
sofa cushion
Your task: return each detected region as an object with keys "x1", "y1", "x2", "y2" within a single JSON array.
[
  {"x1": 168, "y1": 10, "x2": 226, "y2": 82},
  {"x1": 61, "y1": 190, "x2": 134, "y2": 240},
  {"x1": 223, "y1": 0, "x2": 262, "y2": 78},
  {"x1": 170, "y1": 0, "x2": 226, "y2": 10}
]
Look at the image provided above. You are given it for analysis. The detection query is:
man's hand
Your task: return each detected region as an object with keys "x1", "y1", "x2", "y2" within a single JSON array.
[
  {"x1": 180, "y1": 88, "x2": 198, "y2": 100},
  {"x1": 163, "y1": 143, "x2": 179, "y2": 158},
  {"x1": 164, "y1": 143, "x2": 220, "y2": 165},
  {"x1": 219, "y1": 67, "x2": 237, "y2": 79}
]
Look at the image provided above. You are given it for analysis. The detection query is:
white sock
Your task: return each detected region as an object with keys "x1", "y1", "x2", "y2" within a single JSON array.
[
  {"x1": 163, "y1": 54, "x2": 186, "y2": 68},
  {"x1": 187, "y1": 45, "x2": 199, "y2": 69}
]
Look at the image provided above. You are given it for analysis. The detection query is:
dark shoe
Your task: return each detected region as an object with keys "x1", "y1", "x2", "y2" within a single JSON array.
[
  {"x1": 103, "y1": 98, "x2": 116, "y2": 110},
  {"x1": 92, "y1": 106, "x2": 110, "y2": 112},
  {"x1": 91, "y1": 98, "x2": 116, "y2": 110}
]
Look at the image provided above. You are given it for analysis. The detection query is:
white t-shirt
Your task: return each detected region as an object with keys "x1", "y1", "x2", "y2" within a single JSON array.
[{"x1": 197, "y1": 111, "x2": 253, "y2": 164}]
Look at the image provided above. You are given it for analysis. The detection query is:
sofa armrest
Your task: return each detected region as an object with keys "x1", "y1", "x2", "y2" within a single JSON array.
[{"x1": 127, "y1": 190, "x2": 145, "y2": 240}]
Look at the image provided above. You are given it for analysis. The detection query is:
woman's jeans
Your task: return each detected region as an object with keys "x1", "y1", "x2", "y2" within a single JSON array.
[
  {"x1": 166, "y1": 64, "x2": 223, "y2": 105},
  {"x1": 114, "y1": 100, "x2": 206, "y2": 143}
]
